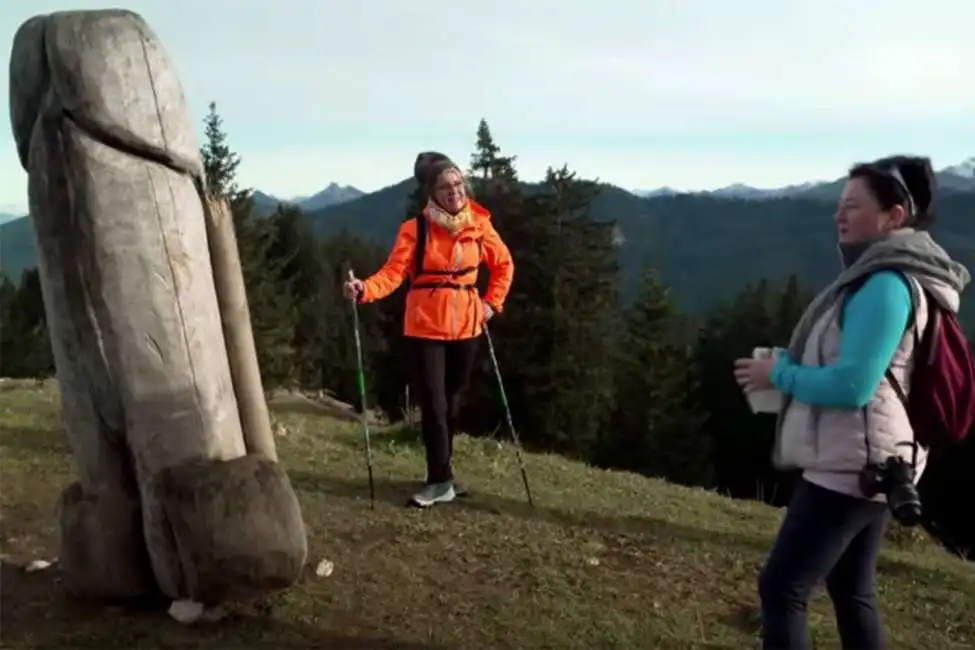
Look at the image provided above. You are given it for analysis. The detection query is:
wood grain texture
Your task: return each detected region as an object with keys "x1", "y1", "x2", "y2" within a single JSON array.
[{"x1": 10, "y1": 9, "x2": 305, "y2": 604}]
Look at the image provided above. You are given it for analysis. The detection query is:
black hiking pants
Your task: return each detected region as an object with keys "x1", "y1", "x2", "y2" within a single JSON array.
[
  {"x1": 407, "y1": 335, "x2": 480, "y2": 485},
  {"x1": 758, "y1": 478, "x2": 890, "y2": 650}
]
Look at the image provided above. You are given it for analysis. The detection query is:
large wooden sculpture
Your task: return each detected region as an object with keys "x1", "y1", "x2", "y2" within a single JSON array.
[{"x1": 8, "y1": 9, "x2": 307, "y2": 613}]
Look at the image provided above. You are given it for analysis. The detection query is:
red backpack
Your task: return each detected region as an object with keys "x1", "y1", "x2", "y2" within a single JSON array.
[{"x1": 886, "y1": 283, "x2": 975, "y2": 456}]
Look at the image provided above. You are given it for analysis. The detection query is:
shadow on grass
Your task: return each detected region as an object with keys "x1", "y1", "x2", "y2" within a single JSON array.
[
  {"x1": 270, "y1": 397, "x2": 361, "y2": 423},
  {"x1": 372, "y1": 423, "x2": 423, "y2": 447},
  {"x1": 288, "y1": 470, "x2": 973, "y2": 588},
  {"x1": 0, "y1": 561, "x2": 452, "y2": 649},
  {"x1": 327, "y1": 421, "x2": 426, "y2": 453},
  {"x1": 0, "y1": 425, "x2": 69, "y2": 455},
  {"x1": 288, "y1": 470, "x2": 772, "y2": 554},
  {"x1": 717, "y1": 601, "x2": 763, "y2": 636},
  {"x1": 875, "y1": 553, "x2": 975, "y2": 585}
]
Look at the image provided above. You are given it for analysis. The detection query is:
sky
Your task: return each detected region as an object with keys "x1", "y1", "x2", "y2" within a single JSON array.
[{"x1": 1, "y1": 0, "x2": 974, "y2": 215}]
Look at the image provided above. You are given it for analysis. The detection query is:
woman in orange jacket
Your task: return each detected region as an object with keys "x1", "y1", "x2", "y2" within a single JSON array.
[{"x1": 344, "y1": 151, "x2": 514, "y2": 508}]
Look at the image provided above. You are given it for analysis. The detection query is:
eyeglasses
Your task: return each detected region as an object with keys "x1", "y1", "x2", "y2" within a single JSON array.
[{"x1": 435, "y1": 180, "x2": 466, "y2": 194}]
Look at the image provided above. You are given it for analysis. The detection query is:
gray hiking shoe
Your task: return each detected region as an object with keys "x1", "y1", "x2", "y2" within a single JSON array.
[{"x1": 410, "y1": 481, "x2": 456, "y2": 508}]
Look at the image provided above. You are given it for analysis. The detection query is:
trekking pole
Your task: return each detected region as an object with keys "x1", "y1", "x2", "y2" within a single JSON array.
[
  {"x1": 483, "y1": 323, "x2": 534, "y2": 508},
  {"x1": 347, "y1": 268, "x2": 375, "y2": 509}
]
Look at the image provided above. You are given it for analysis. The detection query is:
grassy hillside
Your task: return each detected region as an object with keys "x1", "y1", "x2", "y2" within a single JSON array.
[{"x1": 2, "y1": 381, "x2": 973, "y2": 649}]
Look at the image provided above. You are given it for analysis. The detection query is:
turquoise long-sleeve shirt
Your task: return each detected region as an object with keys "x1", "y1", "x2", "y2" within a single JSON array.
[{"x1": 770, "y1": 270, "x2": 913, "y2": 409}]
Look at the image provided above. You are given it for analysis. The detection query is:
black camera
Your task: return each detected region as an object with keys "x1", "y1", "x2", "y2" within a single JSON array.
[{"x1": 858, "y1": 456, "x2": 922, "y2": 526}]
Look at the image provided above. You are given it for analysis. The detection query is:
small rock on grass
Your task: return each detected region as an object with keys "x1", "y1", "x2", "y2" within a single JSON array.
[
  {"x1": 168, "y1": 599, "x2": 229, "y2": 624},
  {"x1": 315, "y1": 558, "x2": 334, "y2": 577},
  {"x1": 168, "y1": 599, "x2": 204, "y2": 624},
  {"x1": 25, "y1": 559, "x2": 53, "y2": 572}
]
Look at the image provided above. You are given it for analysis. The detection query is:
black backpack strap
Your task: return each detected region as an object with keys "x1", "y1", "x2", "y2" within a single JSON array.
[
  {"x1": 885, "y1": 368, "x2": 908, "y2": 407},
  {"x1": 412, "y1": 216, "x2": 482, "y2": 273},
  {"x1": 413, "y1": 213, "x2": 426, "y2": 282},
  {"x1": 409, "y1": 215, "x2": 487, "y2": 292}
]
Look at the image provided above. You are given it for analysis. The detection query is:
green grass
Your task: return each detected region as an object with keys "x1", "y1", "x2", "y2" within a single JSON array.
[{"x1": 1, "y1": 380, "x2": 973, "y2": 649}]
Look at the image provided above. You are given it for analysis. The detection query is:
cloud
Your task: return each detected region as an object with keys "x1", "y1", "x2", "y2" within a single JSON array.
[{"x1": 1, "y1": 0, "x2": 972, "y2": 209}]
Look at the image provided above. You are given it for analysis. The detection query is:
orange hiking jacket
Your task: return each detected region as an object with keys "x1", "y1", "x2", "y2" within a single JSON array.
[{"x1": 359, "y1": 200, "x2": 514, "y2": 341}]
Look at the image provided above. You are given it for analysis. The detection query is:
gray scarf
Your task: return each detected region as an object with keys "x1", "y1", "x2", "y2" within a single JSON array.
[{"x1": 772, "y1": 228, "x2": 970, "y2": 460}]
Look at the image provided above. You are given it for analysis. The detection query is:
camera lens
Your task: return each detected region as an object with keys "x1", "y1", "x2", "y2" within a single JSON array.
[{"x1": 889, "y1": 484, "x2": 923, "y2": 527}]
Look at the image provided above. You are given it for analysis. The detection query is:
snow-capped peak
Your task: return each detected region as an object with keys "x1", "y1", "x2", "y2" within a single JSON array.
[{"x1": 942, "y1": 156, "x2": 975, "y2": 179}]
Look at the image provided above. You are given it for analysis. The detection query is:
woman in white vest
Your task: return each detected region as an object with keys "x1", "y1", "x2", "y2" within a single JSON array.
[{"x1": 733, "y1": 155, "x2": 971, "y2": 650}]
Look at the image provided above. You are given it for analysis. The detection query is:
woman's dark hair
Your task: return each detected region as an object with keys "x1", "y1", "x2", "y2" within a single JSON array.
[{"x1": 847, "y1": 155, "x2": 937, "y2": 229}]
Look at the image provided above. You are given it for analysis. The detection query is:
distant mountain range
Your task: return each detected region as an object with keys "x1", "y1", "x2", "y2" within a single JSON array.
[
  {"x1": 633, "y1": 157, "x2": 975, "y2": 200},
  {"x1": 251, "y1": 183, "x2": 365, "y2": 215},
  {"x1": 290, "y1": 166, "x2": 975, "y2": 329},
  {"x1": 3, "y1": 158, "x2": 974, "y2": 330},
  {"x1": 0, "y1": 183, "x2": 365, "y2": 277}
]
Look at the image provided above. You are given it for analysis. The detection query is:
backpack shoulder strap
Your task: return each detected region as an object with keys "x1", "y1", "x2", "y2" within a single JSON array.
[
  {"x1": 884, "y1": 283, "x2": 928, "y2": 465},
  {"x1": 844, "y1": 269, "x2": 920, "y2": 400},
  {"x1": 413, "y1": 212, "x2": 427, "y2": 279},
  {"x1": 884, "y1": 282, "x2": 929, "y2": 408},
  {"x1": 840, "y1": 269, "x2": 918, "y2": 331}
]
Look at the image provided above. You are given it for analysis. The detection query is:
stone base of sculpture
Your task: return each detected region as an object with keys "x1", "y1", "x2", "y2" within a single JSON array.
[{"x1": 59, "y1": 454, "x2": 306, "y2": 605}]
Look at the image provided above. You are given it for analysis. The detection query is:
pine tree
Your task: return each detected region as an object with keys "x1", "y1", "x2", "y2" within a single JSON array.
[
  {"x1": 198, "y1": 102, "x2": 295, "y2": 388},
  {"x1": 0, "y1": 273, "x2": 22, "y2": 376},
  {"x1": 266, "y1": 205, "x2": 333, "y2": 388},
  {"x1": 691, "y1": 277, "x2": 806, "y2": 505},
  {"x1": 0, "y1": 270, "x2": 54, "y2": 378},
  {"x1": 469, "y1": 119, "x2": 500, "y2": 181},
  {"x1": 316, "y1": 230, "x2": 401, "y2": 414},
  {"x1": 773, "y1": 273, "x2": 812, "y2": 343},
  {"x1": 452, "y1": 121, "x2": 532, "y2": 440},
  {"x1": 468, "y1": 119, "x2": 519, "y2": 199},
  {"x1": 514, "y1": 166, "x2": 620, "y2": 457},
  {"x1": 201, "y1": 102, "x2": 243, "y2": 202},
  {"x1": 600, "y1": 265, "x2": 711, "y2": 485}
]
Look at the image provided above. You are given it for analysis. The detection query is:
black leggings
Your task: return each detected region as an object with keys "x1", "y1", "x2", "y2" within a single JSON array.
[
  {"x1": 758, "y1": 478, "x2": 890, "y2": 650},
  {"x1": 407, "y1": 336, "x2": 480, "y2": 484}
]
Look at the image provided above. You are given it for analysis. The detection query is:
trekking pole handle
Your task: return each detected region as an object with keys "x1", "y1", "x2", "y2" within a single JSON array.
[{"x1": 347, "y1": 268, "x2": 359, "y2": 300}]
